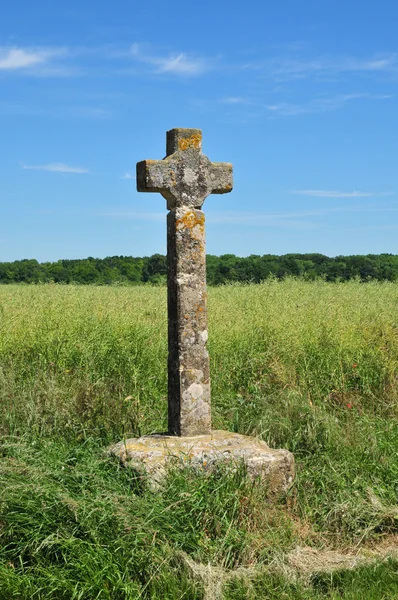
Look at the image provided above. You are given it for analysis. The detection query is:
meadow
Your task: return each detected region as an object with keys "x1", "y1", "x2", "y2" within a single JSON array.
[{"x1": 0, "y1": 280, "x2": 397, "y2": 599}]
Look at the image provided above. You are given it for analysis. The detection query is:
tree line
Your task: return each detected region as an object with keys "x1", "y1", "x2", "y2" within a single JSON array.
[{"x1": 1, "y1": 253, "x2": 398, "y2": 285}]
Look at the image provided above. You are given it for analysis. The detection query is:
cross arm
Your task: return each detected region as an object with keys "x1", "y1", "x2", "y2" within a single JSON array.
[
  {"x1": 136, "y1": 159, "x2": 175, "y2": 194},
  {"x1": 209, "y1": 162, "x2": 233, "y2": 195}
]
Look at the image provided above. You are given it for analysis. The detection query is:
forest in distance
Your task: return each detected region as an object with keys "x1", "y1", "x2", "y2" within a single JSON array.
[{"x1": 1, "y1": 252, "x2": 398, "y2": 285}]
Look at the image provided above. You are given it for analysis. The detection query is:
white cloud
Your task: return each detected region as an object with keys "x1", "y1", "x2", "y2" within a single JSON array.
[
  {"x1": 129, "y1": 43, "x2": 208, "y2": 76},
  {"x1": 290, "y1": 190, "x2": 394, "y2": 198},
  {"x1": 0, "y1": 43, "x2": 208, "y2": 78},
  {"x1": 21, "y1": 162, "x2": 89, "y2": 174},
  {"x1": 122, "y1": 172, "x2": 135, "y2": 180},
  {"x1": 0, "y1": 46, "x2": 69, "y2": 74},
  {"x1": 0, "y1": 48, "x2": 48, "y2": 70}
]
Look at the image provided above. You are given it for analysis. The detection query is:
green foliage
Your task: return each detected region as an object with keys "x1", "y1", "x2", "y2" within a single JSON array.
[
  {"x1": 0, "y1": 439, "x2": 202, "y2": 599},
  {"x1": 1, "y1": 253, "x2": 398, "y2": 284},
  {"x1": 0, "y1": 281, "x2": 397, "y2": 597}
]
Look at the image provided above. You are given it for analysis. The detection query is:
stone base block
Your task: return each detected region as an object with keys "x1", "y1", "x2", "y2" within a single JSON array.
[{"x1": 109, "y1": 430, "x2": 294, "y2": 496}]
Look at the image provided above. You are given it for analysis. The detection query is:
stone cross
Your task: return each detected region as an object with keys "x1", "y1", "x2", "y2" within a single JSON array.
[{"x1": 136, "y1": 128, "x2": 233, "y2": 436}]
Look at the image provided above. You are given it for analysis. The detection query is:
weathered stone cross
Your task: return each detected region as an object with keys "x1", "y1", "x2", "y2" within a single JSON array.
[
  {"x1": 136, "y1": 128, "x2": 233, "y2": 436},
  {"x1": 112, "y1": 129, "x2": 292, "y2": 493}
]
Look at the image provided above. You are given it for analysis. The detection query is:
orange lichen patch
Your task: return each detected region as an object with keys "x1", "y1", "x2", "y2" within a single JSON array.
[
  {"x1": 178, "y1": 133, "x2": 202, "y2": 151},
  {"x1": 176, "y1": 210, "x2": 205, "y2": 231}
]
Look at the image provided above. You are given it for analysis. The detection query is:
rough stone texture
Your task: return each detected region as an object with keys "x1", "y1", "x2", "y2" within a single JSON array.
[
  {"x1": 136, "y1": 129, "x2": 233, "y2": 211},
  {"x1": 110, "y1": 430, "x2": 295, "y2": 495},
  {"x1": 136, "y1": 128, "x2": 233, "y2": 436},
  {"x1": 167, "y1": 207, "x2": 210, "y2": 435}
]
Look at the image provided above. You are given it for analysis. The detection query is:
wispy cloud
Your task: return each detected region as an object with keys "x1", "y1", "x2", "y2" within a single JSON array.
[
  {"x1": 205, "y1": 202, "x2": 398, "y2": 225},
  {"x1": 346, "y1": 225, "x2": 398, "y2": 232},
  {"x1": 266, "y1": 93, "x2": 392, "y2": 116},
  {"x1": 0, "y1": 43, "x2": 210, "y2": 78},
  {"x1": 21, "y1": 162, "x2": 89, "y2": 174},
  {"x1": 122, "y1": 172, "x2": 135, "y2": 180},
  {"x1": 0, "y1": 46, "x2": 70, "y2": 75},
  {"x1": 261, "y1": 53, "x2": 398, "y2": 81},
  {"x1": 129, "y1": 43, "x2": 209, "y2": 76},
  {"x1": 157, "y1": 53, "x2": 205, "y2": 75},
  {"x1": 290, "y1": 190, "x2": 394, "y2": 198},
  {"x1": 2, "y1": 44, "x2": 396, "y2": 85},
  {"x1": 97, "y1": 202, "x2": 398, "y2": 224}
]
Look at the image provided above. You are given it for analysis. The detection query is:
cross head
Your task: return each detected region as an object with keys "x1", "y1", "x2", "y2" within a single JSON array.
[{"x1": 137, "y1": 128, "x2": 232, "y2": 210}]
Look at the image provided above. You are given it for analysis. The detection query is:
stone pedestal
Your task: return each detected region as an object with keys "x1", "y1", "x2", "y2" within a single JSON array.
[{"x1": 110, "y1": 430, "x2": 294, "y2": 495}]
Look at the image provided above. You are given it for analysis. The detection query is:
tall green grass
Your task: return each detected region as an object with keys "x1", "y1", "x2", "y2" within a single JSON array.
[{"x1": 0, "y1": 280, "x2": 397, "y2": 598}]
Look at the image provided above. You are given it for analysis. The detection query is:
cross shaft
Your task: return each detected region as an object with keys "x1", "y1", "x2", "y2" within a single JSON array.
[{"x1": 136, "y1": 128, "x2": 233, "y2": 436}]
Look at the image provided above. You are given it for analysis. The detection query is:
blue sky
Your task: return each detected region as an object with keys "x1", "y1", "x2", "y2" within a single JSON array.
[{"x1": 1, "y1": 0, "x2": 397, "y2": 261}]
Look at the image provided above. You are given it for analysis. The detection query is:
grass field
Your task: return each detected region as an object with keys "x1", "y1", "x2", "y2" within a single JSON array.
[{"x1": 0, "y1": 280, "x2": 397, "y2": 599}]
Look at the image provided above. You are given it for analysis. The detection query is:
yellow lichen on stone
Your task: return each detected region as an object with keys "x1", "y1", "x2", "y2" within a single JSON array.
[
  {"x1": 110, "y1": 430, "x2": 294, "y2": 496},
  {"x1": 178, "y1": 133, "x2": 202, "y2": 151},
  {"x1": 176, "y1": 210, "x2": 205, "y2": 231},
  {"x1": 195, "y1": 304, "x2": 204, "y2": 314}
]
